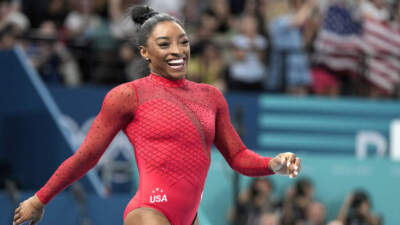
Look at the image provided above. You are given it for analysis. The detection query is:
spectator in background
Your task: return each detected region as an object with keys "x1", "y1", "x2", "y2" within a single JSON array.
[
  {"x1": 147, "y1": 0, "x2": 184, "y2": 19},
  {"x1": 45, "y1": 0, "x2": 68, "y2": 29},
  {"x1": 326, "y1": 220, "x2": 343, "y2": 225},
  {"x1": 189, "y1": 10, "x2": 218, "y2": 54},
  {"x1": 280, "y1": 178, "x2": 316, "y2": 225},
  {"x1": 259, "y1": 212, "x2": 280, "y2": 225},
  {"x1": 304, "y1": 201, "x2": 326, "y2": 225},
  {"x1": 108, "y1": 0, "x2": 141, "y2": 39},
  {"x1": 0, "y1": 0, "x2": 29, "y2": 34},
  {"x1": 229, "y1": 178, "x2": 278, "y2": 225},
  {"x1": 311, "y1": 1, "x2": 363, "y2": 97},
  {"x1": 182, "y1": 0, "x2": 206, "y2": 29},
  {"x1": 64, "y1": 0, "x2": 102, "y2": 43},
  {"x1": 337, "y1": 190, "x2": 381, "y2": 225},
  {"x1": 187, "y1": 40, "x2": 226, "y2": 91},
  {"x1": 118, "y1": 41, "x2": 148, "y2": 81},
  {"x1": 22, "y1": 20, "x2": 82, "y2": 85},
  {"x1": 266, "y1": 0, "x2": 316, "y2": 95},
  {"x1": 0, "y1": 23, "x2": 19, "y2": 49},
  {"x1": 359, "y1": 0, "x2": 399, "y2": 98},
  {"x1": 228, "y1": 14, "x2": 267, "y2": 91},
  {"x1": 242, "y1": 0, "x2": 268, "y2": 37},
  {"x1": 359, "y1": 0, "x2": 389, "y2": 21},
  {"x1": 205, "y1": 0, "x2": 233, "y2": 35},
  {"x1": 66, "y1": 0, "x2": 122, "y2": 84}
]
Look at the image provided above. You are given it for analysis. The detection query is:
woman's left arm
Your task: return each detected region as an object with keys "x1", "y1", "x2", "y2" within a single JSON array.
[{"x1": 212, "y1": 87, "x2": 300, "y2": 177}]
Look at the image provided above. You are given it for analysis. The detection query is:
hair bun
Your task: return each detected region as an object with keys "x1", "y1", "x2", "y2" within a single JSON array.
[{"x1": 131, "y1": 5, "x2": 158, "y2": 26}]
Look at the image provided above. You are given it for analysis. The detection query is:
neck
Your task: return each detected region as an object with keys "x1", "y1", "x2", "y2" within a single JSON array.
[
  {"x1": 151, "y1": 71, "x2": 184, "y2": 81},
  {"x1": 149, "y1": 73, "x2": 186, "y2": 87}
]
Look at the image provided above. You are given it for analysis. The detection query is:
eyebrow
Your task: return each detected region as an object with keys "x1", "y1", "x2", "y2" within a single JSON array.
[{"x1": 155, "y1": 34, "x2": 187, "y2": 41}]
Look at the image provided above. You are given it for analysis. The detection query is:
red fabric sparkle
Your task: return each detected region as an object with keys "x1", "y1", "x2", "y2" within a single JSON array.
[{"x1": 36, "y1": 73, "x2": 274, "y2": 225}]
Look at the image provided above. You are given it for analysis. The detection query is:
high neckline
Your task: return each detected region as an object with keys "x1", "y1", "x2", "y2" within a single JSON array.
[{"x1": 149, "y1": 73, "x2": 186, "y2": 88}]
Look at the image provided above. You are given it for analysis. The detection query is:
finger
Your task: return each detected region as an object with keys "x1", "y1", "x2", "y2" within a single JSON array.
[
  {"x1": 294, "y1": 157, "x2": 301, "y2": 173},
  {"x1": 288, "y1": 153, "x2": 296, "y2": 164},
  {"x1": 14, "y1": 206, "x2": 21, "y2": 214},
  {"x1": 281, "y1": 154, "x2": 290, "y2": 167},
  {"x1": 270, "y1": 157, "x2": 283, "y2": 171},
  {"x1": 14, "y1": 212, "x2": 21, "y2": 221},
  {"x1": 280, "y1": 156, "x2": 285, "y2": 166},
  {"x1": 14, "y1": 217, "x2": 26, "y2": 225},
  {"x1": 288, "y1": 161, "x2": 296, "y2": 175}
]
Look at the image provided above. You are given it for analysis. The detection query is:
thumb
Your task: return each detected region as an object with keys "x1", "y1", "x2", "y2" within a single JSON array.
[{"x1": 270, "y1": 157, "x2": 284, "y2": 172}]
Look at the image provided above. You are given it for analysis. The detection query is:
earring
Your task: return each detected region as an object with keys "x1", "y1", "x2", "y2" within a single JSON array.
[{"x1": 146, "y1": 58, "x2": 151, "y2": 62}]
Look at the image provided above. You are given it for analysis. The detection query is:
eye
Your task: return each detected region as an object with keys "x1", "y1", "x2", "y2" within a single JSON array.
[
  {"x1": 158, "y1": 42, "x2": 170, "y2": 48},
  {"x1": 181, "y1": 39, "x2": 189, "y2": 45}
]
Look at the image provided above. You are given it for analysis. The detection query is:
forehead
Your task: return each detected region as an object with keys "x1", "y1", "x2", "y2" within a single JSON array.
[{"x1": 150, "y1": 21, "x2": 186, "y2": 39}]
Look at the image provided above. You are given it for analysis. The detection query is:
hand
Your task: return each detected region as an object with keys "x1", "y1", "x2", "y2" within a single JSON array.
[
  {"x1": 344, "y1": 192, "x2": 354, "y2": 206},
  {"x1": 13, "y1": 194, "x2": 45, "y2": 225},
  {"x1": 268, "y1": 152, "x2": 301, "y2": 178}
]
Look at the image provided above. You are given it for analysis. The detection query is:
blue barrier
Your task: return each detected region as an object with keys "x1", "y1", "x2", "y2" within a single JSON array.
[{"x1": 0, "y1": 48, "x2": 106, "y2": 195}]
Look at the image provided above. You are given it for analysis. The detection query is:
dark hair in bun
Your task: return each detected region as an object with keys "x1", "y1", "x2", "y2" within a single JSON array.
[
  {"x1": 130, "y1": 5, "x2": 185, "y2": 47},
  {"x1": 131, "y1": 5, "x2": 159, "y2": 26}
]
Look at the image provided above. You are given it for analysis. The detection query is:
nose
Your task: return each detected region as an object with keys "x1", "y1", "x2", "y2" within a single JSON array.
[{"x1": 169, "y1": 42, "x2": 183, "y2": 56}]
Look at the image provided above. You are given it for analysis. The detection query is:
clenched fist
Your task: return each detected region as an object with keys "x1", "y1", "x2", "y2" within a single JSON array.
[{"x1": 268, "y1": 152, "x2": 301, "y2": 178}]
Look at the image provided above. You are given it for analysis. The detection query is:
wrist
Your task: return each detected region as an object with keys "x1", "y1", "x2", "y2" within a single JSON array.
[{"x1": 32, "y1": 194, "x2": 45, "y2": 209}]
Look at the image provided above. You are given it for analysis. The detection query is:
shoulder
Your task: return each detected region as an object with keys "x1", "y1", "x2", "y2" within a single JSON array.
[
  {"x1": 187, "y1": 80, "x2": 219, "y2": 93},
  {"x1": 198, "y1": 83, "x2": 226, "y2": 103},
  {"x1": 106, "y1": 82, "x2": 137, "y2": 98},
  {"x1": 103, "y1": 82, "x2": 137, "y2": 111}
]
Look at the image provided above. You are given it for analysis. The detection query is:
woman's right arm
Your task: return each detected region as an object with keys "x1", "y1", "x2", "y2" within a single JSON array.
[
  {"x1": 13, "y1": 82, "x2": 137, "y2": 225},
  {"x1": 291, "y1": 0, "x2": 317, "y2": 27}
]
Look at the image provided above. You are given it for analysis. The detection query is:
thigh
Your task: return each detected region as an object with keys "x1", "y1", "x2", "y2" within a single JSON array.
[{"x1": 124, "y1": 207, "x2": 171, "y2": 225}]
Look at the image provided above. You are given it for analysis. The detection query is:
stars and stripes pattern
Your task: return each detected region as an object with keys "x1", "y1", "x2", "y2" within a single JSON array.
[
  {"x1": 362, "y1": 18, "x2": 400, "y2": 93},
  {"x1": 313, "y1": 2, "x2": 400, "y2": 93},
  {"x1": 313, "y1": 3, "x2": 363, "y2": 73}
]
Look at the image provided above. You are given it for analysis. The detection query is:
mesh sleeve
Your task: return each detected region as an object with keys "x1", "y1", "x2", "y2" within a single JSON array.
[
  {"x1": 212, "y1": 88, "x2": 274, "y2": 177},
  {"x1": 36, "y1": 83, "x2": 137, "y2": 204}
]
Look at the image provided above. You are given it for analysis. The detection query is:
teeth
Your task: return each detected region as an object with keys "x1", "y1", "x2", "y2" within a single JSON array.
[{"x1": 168, "y1": 59, "x2": 184, "y2": 64}]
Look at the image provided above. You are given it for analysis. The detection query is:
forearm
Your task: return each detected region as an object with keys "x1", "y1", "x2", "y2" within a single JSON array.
[
  {"x1": 36, "y1": 150, "x2": 100, "y2": 204},
  {"x1": 292, "y1": 0, "x2": 316, "y2": 27},
  {"x1": 228, "y1": 148, "x2": 274, "y2": 176},
  {"x1": 337, "y1": 203, "x2": 350, "y2": 222}
]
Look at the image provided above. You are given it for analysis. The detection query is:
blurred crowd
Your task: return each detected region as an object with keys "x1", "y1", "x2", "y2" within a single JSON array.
[
  {"x1": 228, "y1": 177, "x2": 382, "y2": 225},
  {"x1": 1, "y1": 0, "x2": 400, "y2": 98}
]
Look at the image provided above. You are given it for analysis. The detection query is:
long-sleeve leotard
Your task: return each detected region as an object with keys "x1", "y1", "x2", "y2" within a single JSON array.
[{"x1": 36, "y1": 73, "x2": 274, "y2": 225}]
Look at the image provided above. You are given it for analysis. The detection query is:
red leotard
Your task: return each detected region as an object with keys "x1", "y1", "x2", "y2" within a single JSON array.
[{"x1": 36, "y1": 73, "x2": 274, "y2": 225}]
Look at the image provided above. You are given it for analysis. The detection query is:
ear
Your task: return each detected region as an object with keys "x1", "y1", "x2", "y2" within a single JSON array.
[{"x1": 139, "y1": 46, "x2": 148, "y2": 60}]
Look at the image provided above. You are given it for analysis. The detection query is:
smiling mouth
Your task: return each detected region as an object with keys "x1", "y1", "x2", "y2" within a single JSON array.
[{"x1": 167, "y1": 58, "x2": 186, "y2": 70}]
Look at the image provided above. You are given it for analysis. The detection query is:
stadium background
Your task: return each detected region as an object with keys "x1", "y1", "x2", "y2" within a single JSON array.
[{"x1": 1, "y1": 0, "x2": 400, "y2": 225}]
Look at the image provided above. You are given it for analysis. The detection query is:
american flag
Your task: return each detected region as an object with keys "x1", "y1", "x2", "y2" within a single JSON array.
[
  {"x1": 362, "y1": 18, "x2": 400, "y2": 93},
  {"x1": 314, "y1": 2, "x2": 400, "y2": 93},
  {"x1": 314, "y1": 3, "x2": 363, "y2": 73}
]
